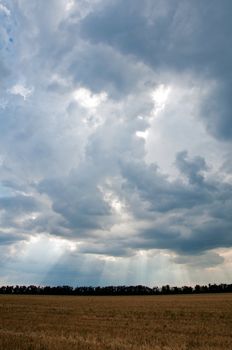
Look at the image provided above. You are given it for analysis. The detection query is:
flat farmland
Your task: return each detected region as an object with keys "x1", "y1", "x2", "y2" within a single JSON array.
[{"x1": 0, "y1": 294, "x2": 232, "y2": 350}]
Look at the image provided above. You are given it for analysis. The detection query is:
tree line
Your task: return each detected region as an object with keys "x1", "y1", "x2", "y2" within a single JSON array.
[{"x1": 0, "y1": 283, "x2": 232, "y2": 295}]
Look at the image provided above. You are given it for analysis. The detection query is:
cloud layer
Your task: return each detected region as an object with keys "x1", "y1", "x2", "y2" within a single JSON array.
[{"x1": 0, "y1": 0, "x2": 231, "y2": 286}]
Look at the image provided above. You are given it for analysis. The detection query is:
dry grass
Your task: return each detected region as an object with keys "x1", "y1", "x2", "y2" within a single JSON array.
[{"x1": 0, "y1": 294, "x2": 232, "y2": 349}]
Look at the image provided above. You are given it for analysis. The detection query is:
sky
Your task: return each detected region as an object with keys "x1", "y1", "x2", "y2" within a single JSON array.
[{"x1": 0, "y1": 0, "x2": 231, "y2": 287}]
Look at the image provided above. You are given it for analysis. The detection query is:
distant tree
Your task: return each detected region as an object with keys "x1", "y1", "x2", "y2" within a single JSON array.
[{"x1": 0, "y1": 283, "x2": 231, "y2": 296}]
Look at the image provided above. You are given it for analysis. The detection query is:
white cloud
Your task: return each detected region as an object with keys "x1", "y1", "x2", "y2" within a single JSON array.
[
  {"x1": 73, "y1": 87, "x2": 107, "y2": 111},
  {"x1": 0, "y1": 3, "x2": 10, "y2": 16},
  {"x1": 65, "y1": 0, "x2": 75, "y2": 12},
  {"x1": 152, "y1": 84, "x2": 171, "y2": 114},
  {"x1": 8, "y1": 84, "x2": 34, "y2": 100}
]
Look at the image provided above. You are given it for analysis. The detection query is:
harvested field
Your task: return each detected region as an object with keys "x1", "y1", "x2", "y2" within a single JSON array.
[{"x1": 0, "y1": 294, "x2": 232, "y2": 350}]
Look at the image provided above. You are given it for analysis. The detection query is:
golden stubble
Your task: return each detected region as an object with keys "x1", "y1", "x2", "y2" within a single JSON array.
[{"x1": 0, "y1": 294, "x2": 232, "y2": 349}]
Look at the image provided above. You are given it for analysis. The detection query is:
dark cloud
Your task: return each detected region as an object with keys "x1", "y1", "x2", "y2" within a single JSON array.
[
  {"x1": 80, "y1": 0, "x2": 232, "y2": 140},
  {"x1": 175, "y1": 150, "x2": 208, "y2": 185},
  {"x1": 200, "y1": 83, "x2": 232, "y2": 141},
  {"x1": 0, "y1": 232, "x2": 25, "y2": 245},
  {"x1": 120, "y1": 157, "x2": 211, "y2": 213},
  {"x1": 68, "y1": 43, "x2": 153, "y2": 98},
  {"x1": 172, "y1": 251, "x2": 224, "y2": 268},
  {"x1": 0, "y1": 195, "x2": 39, "y2": 213},
  {"x1": 38, "y1": 168, "x2": 112, "y2": 233},
  {"x1": 0, "y1": 193, "x2": 42, "y2": 231},
  {"x1": 81, "y1": 0, "x2": 232, "y2": 77},
  {"x1": 119, "y1": 152, "x2": 232, "y2": 256},
  {"x1": 137, "y1": 220, "x2": 232, "y2": 256}
]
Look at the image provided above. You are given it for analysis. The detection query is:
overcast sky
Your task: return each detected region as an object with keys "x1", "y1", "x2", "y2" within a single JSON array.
[{"x1": 0, "y1": 0, "x2": 231, "y2": 287}]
